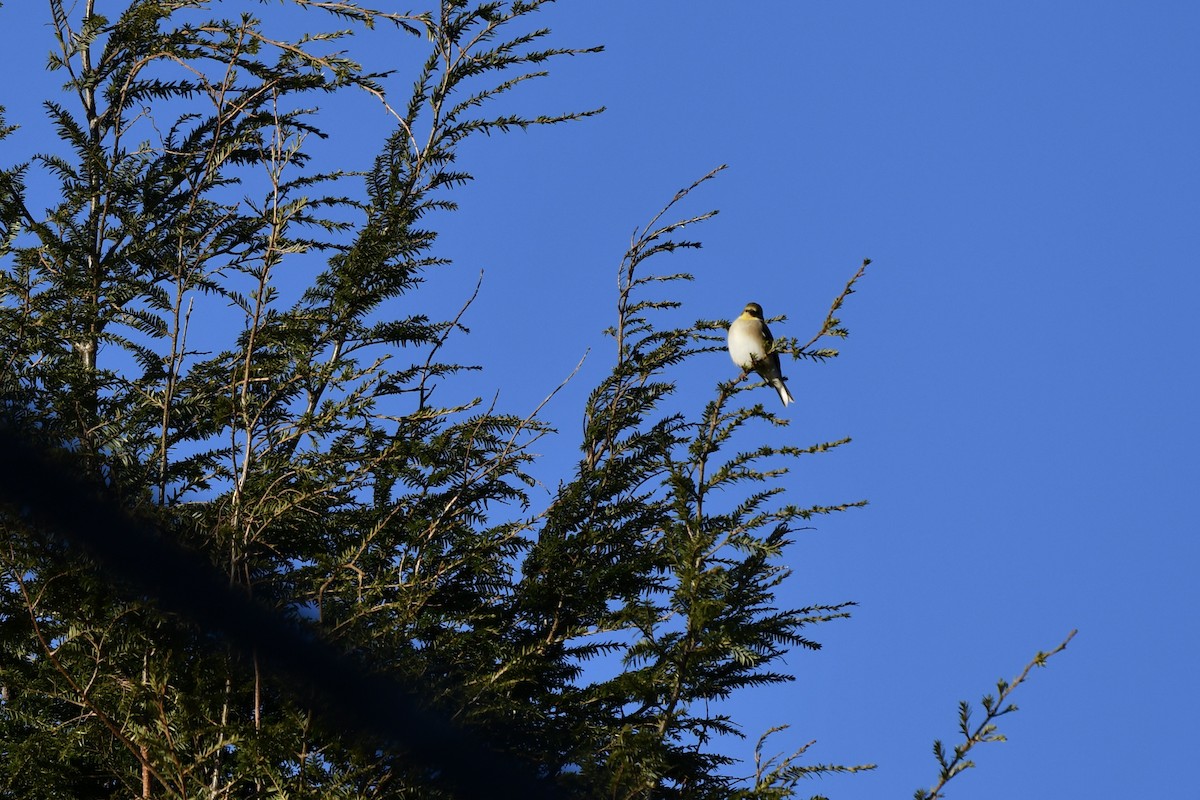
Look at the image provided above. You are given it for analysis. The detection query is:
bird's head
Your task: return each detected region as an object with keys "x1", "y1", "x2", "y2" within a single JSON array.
[{"x1": 742, "y1": 302, "x2": 764, "y2": 318}]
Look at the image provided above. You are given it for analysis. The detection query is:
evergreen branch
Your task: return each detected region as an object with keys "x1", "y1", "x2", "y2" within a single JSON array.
[
  {"x1": 735, "y1": 725, "x2": 876, "y2": 799},
  {"x1": 289, "y1": 1, "x2": 432, "y2": 35},
  {"x1": 798, "y1": 257, "x2": 872, "y2": 356},
  {"x1": 914, "y1": 629, "x2": 1078, "y2": 800},
  {"x1": 5, "y1": 557, "x2": 170, "y2": 794}
]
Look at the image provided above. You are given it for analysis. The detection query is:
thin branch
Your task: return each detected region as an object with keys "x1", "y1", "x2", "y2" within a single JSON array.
[
  {"x1": 799, "y1": 257, "x2": 872, "y2": 354},
  {"x1": 915, "y1": 629, "x2": 1078, "y2": 800}
]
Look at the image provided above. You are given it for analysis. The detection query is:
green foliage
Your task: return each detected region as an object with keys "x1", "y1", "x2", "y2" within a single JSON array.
[
  {"x1": 513, "y1": 172, "x2": 875, "y2": 798},
  {"x1": 0, "y1": 2, "x2": 1016, "y2": 799}
]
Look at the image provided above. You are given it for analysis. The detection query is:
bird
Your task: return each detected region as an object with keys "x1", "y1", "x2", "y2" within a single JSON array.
[{"x1": 727, "y1": 301, "x2": 794, "y2": 406}]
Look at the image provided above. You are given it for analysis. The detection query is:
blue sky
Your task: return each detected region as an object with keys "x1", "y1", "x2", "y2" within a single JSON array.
[{"x1": 3, "y1": 2, "x2": 1198, "y2": 798}]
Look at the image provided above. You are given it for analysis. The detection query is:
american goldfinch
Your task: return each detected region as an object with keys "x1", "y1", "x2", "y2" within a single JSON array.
[{"x1": 727, "y1": 301, "x2": 794, "y2": 406}]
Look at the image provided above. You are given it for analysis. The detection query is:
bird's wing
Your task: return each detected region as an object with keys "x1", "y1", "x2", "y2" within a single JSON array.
[{"x1": 759, "y1": 319, "x2": 775, "y2": 347}]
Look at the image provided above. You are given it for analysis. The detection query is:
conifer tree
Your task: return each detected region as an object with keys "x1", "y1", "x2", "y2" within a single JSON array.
[{"x1": 0, "y1": 3, "x2": 1072, "y2": 798}]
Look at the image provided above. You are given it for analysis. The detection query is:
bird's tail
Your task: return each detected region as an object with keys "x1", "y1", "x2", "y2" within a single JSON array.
[{"x1": 771, "y1": 379, "x2": 794, "y2": 407}]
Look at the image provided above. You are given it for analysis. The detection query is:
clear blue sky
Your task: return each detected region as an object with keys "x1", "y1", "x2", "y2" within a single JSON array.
[{"x1": 3, "y1": 2, "x2": 1198, "y2": 798}]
